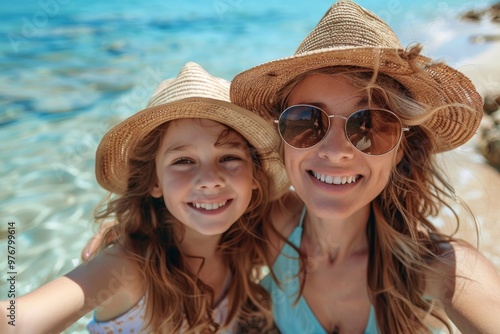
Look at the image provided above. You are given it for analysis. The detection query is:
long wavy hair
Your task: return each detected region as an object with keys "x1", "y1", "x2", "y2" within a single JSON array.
[
  {"x1": 94, "y1": 120, "x2": 277, "y2": 333},
  {"x1": 273, "y1": 52, "x2": 477, "y2": 333}
]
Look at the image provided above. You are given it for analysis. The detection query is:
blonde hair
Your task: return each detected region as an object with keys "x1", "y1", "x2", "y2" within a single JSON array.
[
  {"x1": 274, "y1": 64, "x2": 477, "y2": 333},
  {"x1": 95, "y1": 120, "x2": 277, "y2": 333}
]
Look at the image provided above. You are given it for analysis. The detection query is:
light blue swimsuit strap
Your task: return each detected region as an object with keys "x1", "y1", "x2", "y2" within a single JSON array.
[{"x1": 261, "y1": 207, "x2": 379, "y2": 334}]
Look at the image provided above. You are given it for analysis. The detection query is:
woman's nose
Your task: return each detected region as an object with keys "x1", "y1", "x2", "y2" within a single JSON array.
[{"x1": 316, "y1": 121, "x2": 355, "y2": 161}]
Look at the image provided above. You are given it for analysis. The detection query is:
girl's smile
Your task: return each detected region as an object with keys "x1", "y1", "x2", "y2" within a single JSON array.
[{"x1": 151, "y1": 118, "x2": 257, "y2": 236}]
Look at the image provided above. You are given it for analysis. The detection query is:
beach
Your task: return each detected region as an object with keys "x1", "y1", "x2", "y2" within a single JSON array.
[
  {"x1": 0, "y1": 1, "x2": 500, "y2": 333},
  {"x1": 442, "y1": 9, "x2": 500, "y2": 270}
]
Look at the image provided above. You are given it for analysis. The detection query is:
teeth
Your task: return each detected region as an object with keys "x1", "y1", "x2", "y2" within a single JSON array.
[
  {"x1": 312, "y1": 171, "x2": 358, "y2": 185},
  {"x1": 192, "y1": 201, "x2": 227, "y2": 210}
]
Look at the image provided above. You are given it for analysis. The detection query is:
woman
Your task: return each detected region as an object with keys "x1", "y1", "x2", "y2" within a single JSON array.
[{"x1": 230, "y1": 1, "x2": 500, "y2": 333}]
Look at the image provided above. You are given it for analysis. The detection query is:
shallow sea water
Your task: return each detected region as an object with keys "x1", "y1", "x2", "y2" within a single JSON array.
[{"x1": 0, "y1": 0, "x2": 498, "y2": 332}]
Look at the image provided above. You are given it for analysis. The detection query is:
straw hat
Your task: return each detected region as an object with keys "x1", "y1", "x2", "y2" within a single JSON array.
[
  {"x1": 96, "y1": 62, "x2": 289, "y2": 200},
  {"x1": 230, "y1": 0, "x2": 483, "y2": 152}
]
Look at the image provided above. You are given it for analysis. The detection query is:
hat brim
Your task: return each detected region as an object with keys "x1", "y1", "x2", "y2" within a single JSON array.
[
  {"x1": 96, "y1": 97, "x2": 289, "y2": 200},
  {"x1": 231, "y1": 47, "x2": 483, "y2": 152}
]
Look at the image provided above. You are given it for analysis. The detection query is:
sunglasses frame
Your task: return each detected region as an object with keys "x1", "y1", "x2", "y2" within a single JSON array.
[{"x1": 274, "y1": 104, "x2": 410, "y2": 156}]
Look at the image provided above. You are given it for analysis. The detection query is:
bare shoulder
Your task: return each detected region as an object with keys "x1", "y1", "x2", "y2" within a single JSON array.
[
  {"x1": 70, "y1": 244, "x2": 146, "y2": 321},
  {"x1": 427, "y1": 241, "x2": 500, "y2": 298},
  {"x1": 66, "y1": 245, "x2": 142, "y2": 291},
  {"x1": 427, "y1": 240, "x2": 500, "y2": 333},
  {"x1": 451, "y1": 242, "x2": 500, "y2": 277}
]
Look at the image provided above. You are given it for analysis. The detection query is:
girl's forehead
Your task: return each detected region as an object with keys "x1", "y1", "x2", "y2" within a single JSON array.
[{"x1": 163, "y1": 118, "x2": 247, "y2": 145}]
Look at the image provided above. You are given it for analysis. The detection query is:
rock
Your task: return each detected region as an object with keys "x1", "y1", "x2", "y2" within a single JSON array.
[
  {"x1": 484, "y1": 95, "x2": 500, "y2": 114},
  {"x1": 478, "y1": 110, "x2": 500, "y2": 170},
  {"x1": 460, "y1": 10, "x2": 484, "y2": 22},
  {"x1": 491, "y1": 2, "x2": 500, "y2": 12},
  {"x1": 460, "y1": 2, "x2": 500, "y2": 24},
  {"x1": 491, "y1": 14, "x2": 500, "y2": 24}
]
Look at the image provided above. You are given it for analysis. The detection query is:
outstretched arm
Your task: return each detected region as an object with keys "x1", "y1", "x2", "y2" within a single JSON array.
[{"x1": 0, "y1": 245, "x2": 143, "y2": 334}]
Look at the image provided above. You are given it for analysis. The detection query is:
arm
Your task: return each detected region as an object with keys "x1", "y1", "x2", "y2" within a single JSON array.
[
  {"x1": 433, "y1": 242, "x2": 500, "y2": 334},
  {"x1": 0, "y1": 245, "x2": 143, "y2": 334}
]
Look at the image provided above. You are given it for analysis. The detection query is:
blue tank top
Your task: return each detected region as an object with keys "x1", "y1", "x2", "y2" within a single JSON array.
[
  {"x1": 259, "y1": 208, "x2": 379, "y2": 334},
  {"x1": 260, "y1": 209, "x2": 445, "y2": 333}
]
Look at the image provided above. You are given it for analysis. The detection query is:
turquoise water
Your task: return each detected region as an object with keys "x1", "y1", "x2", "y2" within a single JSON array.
[{"x1": 0, "y1": 0, "x2": 498, "y2": 332}]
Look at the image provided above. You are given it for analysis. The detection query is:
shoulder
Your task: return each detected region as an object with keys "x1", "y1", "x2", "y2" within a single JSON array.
[
  {"x1": 69, "y1": 245, "x2": 144, "y2": 305},
  {"x1": 72, "y1": 245, "x2": 146, "y2": 321},
  {"x1": 75, "y1": 244, "x2": 141, "y2": 280},
  {"x1": 451, "y1": 241, "x2": 499, "y2": 276},
  {"x1": 427, "y1": 241, "x2": 500, "y2": 299},
  {"x1": 426, "y1": 240, "x2": 500, "y2": 332},
  {"x1": 449, "y1": 241, "x2": 500, "y2": 301}
]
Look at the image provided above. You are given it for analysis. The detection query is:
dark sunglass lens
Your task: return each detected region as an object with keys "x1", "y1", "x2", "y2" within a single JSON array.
[
  {"x1": 279, "y1": 106, "x2": 328, "y2": 148},
  {"x1": 346, "y1": 109, "x2": 401, "y2": 155}
]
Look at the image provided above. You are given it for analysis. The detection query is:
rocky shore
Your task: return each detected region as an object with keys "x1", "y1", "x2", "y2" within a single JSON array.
[
  {"x1": 459, "y1": 2, "x2": 500, "y2": 171},
  {"x1": 460, "y1": 2, "x2": 500, "y2": 25},
  {"x1": 426, "y1": 2, "x2": 500, "y2": 275},
  {"x1": 479, "y1": 95, "x2": 500, "y2": 170}
]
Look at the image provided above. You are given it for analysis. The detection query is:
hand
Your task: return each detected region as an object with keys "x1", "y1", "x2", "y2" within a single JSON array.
[{"x1": 81, "y1": 222, "x2": 116, "y2": 260}]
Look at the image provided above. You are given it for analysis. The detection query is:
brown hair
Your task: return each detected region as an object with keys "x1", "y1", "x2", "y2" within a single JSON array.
[
  {"x1": 274, "y1": 65, "x2": 476, "y2": 333},
  {"x1": 95, "y1": 120, "x2": 276, "y2": 333}
]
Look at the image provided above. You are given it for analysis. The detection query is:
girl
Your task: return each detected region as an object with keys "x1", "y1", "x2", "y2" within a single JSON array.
[
  {"x1": 0, "y1": 62, "x2": 289, "y2": 334},
  {"x1": 230, "y1": 1, "x2": 500, "y2": 333}
]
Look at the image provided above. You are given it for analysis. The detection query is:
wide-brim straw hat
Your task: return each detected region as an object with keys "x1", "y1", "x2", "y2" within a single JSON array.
[
  {"x1": 231, "y1": 0, "x2": 483, "y2": 152},
  {"x1": 96, "y1": 62, "x2": 289, "y2": 200}
]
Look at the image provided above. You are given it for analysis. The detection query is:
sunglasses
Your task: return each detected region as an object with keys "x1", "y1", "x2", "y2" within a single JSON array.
[{"x1": 275, "y1": 105, "x2": 409, "y2": 155}]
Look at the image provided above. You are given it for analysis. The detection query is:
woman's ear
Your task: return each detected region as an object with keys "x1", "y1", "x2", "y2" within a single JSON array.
[{"x1": 150, "y1": 182, "x2": 163, "y2": 198}]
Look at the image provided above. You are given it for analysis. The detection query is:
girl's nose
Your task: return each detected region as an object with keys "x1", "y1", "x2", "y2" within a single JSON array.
[{"x1": 195, "y1": 165, "x2": 226, "y2": 191}]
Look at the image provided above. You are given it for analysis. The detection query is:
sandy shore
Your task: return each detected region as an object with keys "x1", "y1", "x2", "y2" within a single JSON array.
[
  {"x1": 438, "y1": 145, "x2": 500, "y2": 269},
  {"x1": 458, "y1": 42, "x2": 500, "y2": 98},
  {"x1": 438, "y1": 38, "x2": 500, "y2": 272}
]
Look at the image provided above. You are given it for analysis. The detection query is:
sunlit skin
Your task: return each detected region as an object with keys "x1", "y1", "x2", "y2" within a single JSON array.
[
  {"x1": 0, "y1": 120, "x2": 261, "y2": 334},
  {"x1": 281, "y1": 73, "x2": 404, "y2": 331},
  {"x1": 150, "y1": 118, "x2": 257, "y2": 240},
  {"x1": 284, "y1": 73, "x2": 403, "y2": 224}
]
